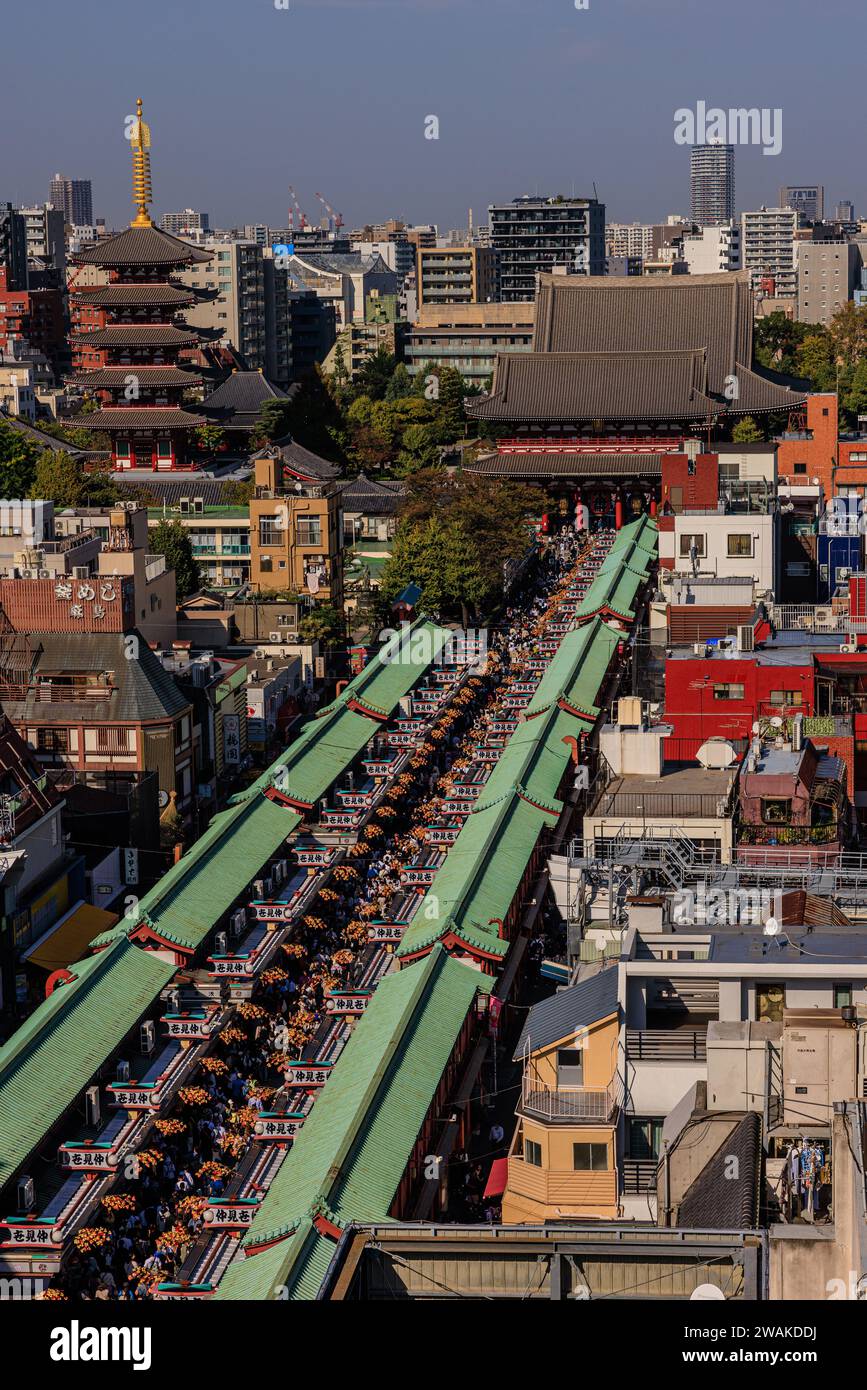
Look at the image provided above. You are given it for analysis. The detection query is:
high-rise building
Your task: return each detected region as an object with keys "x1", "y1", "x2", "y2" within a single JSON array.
[
  {"x1": 48, "y1": 173, "x2": 92, "y2": 227},
  {"x1": 17, "y1": 205, "x2": 66, "y2": 282},
  {"x1": 606, "y1": 222, "x2": 656, "y2": 260},
  {"x1": 161, "y1": 209, "x2": 210, "y2": 235},
  {"x1": 690, "y1": 145, "x2": 735, "y2": 226},
  {"x1": 489, "y1": 195, "x2": 605, "y2": 301},
  {"x1": 835, "y1": 201, "x2": 856, "y2": 223},
  {"x1": 740, "y1": 206, "x2": 798, "y2": 300},
  {"x1": 779, "y1": 185, "x2": 824, "y2": 223},
  {"x1": 0, "y1": 203, "x2": 27, "y2": 291},
  {"x1": 178, "y1": 238, "x2": 266, "y2": 369}
]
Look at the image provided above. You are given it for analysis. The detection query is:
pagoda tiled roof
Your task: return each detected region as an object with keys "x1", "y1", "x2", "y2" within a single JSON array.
[
  {"x1": 79, "y1": 407, "x2": 204, "y2": 430},
  {"x1": 73, "y1": 225, "x2": 211, "y2": 268},
  {"x1": 74, "y1": 283, "x2": 197, "y2": 307},
  {"x1": 74, "y1": 325, "x2": 199, "y2": 348},
  {"x1": 69, "y1": 365, "x2": 203, "y2": 389}
]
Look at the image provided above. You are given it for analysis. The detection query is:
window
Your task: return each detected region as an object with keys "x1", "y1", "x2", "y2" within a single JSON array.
[
  {"x1": 557, "y1": 1048, "x2": 584, "y2": 1087},
  {"x1": 628, "y1": 1118, "x2": 663, "y2": 1160},
  {"x1": 756, "y1": 983, "x2": 785, "y2": 1023},
  {"x1": 525, "y1": 1139, "x2": 542, "y2": 1168},
  {"x1": 834, "y1": 984, "x2": 852, "y2": 1010},
  {"x1": 727, "y1": 534, "x2": 753, "y2": 557},
  {"x1": 762, "y1": 798, "x2": 792, "y2": 824},
  {"x1": 713, "y1": 683, "x2": 745, "y2": 701},
  {"x1": 769, "y1": 690, "x2": 803, "y2": 708},
  {"x1": 96, "y1": 727, "x2": 132, "y2": 753},
  {"x1": 679, "y1": 533, "x2": 705, "y2": 557},
  {"x1": 296, "y1": 517, "x2": 322, "y2": 547},
  {"x1": 793, "y1": 463, "x2": 807, "y2": 475},
  {"x1": 37, "y1": 727, "x2": 69, "y2": 753},
  {"x1": 573, "y1": 1143, "x2": 608, "y2": 1171}
]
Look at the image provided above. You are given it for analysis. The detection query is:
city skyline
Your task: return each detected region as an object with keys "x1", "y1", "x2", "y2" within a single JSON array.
[{"x1": 2, "y1": 0, "x2": 861, "y2": 233}]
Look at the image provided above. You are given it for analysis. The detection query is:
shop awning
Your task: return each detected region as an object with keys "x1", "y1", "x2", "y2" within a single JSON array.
[
  {"x1": 483, "y1": 1156, "x2": 509, "y2": 1200},
  {"x1": 24, "y1": 902, "x2": 120, "y2": 972}
]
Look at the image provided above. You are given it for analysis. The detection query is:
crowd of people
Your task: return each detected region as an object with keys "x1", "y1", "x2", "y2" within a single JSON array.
[{"x1": 46, "y1": 529, "x2": 597, "y2": 1299}]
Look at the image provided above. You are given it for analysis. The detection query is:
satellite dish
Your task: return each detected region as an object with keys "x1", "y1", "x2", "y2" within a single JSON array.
[
  {"x1": 690, "y1": 1283, "x2": 725, "y2": 1301},
  {"x1": 764, "y1": 916, "x2": 780, "y2": 937}
]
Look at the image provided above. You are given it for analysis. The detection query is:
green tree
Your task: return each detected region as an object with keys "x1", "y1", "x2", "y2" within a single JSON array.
[
  {"x1": 384, "y1": 363, "x2": 414, "y2": 401},
  {"x1": 731, "y1": 416, "x2": 764, "y2": 443},
  {"x1": 0, "y1": 421, "x2": 40, "y2": 497},
  {"x1": 393, "y1": 423, "x2": 442, "y2": 476},
  {"x1": 298, "y1": 603, "x2": 344, "y2": 645},
  {"x1": 842, "y1": 360, "x2": 867, "y2": 422},
  {"x1": 220, "y1": 479, "x2": 254, "y2": 506},
  {"x1": 29, "y1": 450, "x2": 86, "y2": 506},
  {"x1": 150, "y1": 519, "x2": 201, "y2": 599},
  {"x1": 195, "y1": 424, "x2": 226, "y2": 453},
  {"x1": 795, "y1": 332, "x2": 836, "y2": 392},
  {"x1": 355, "y1": 346, "x2": 397, "y2": 401},
  {"x1": 829, "y1": 302, "x2": 867, "y2": 368}
]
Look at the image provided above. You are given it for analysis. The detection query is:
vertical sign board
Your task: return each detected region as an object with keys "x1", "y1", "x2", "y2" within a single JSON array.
[{"x1": 223, "y1": 714, "x2": 241, "y2": 766}]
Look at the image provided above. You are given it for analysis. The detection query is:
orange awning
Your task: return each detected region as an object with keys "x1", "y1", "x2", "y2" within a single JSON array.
[{"x1": 25, "y1": 902, "x2": 120, "y2": 972}]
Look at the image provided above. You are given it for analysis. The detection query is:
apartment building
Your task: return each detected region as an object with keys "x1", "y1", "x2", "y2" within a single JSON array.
[
  {"x1": 489, "y1": 195, "x2": 606, "y2": 300},
  {"x1": 797, "y1": 241, "x2": 861, "y2": 326},
  {"x1": 741, "y1": 207, "x2": 798, "y2": 299},
  {"x1": 416, "y1": 245, "x2": 499, "y2": 307},
  {"x1": 681, "y1": 221, "x2": 741, "y2": 274},
  {"x1": 405, "y1": 301, "x2": 535, "y2": 384},
  {"x1": 248, "y1": 441, "x2": 343, "y2": 603},
  {"x1": 690, "y1": 145, "x2": 735, "y2": 225},
  {"x1": 178, "y1": 238, "x2": 266, "y2": 369}
]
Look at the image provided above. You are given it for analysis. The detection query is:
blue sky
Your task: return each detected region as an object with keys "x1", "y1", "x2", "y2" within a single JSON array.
[{"x1": 2, "y1": 0, "x2": 862, "y2": 231}]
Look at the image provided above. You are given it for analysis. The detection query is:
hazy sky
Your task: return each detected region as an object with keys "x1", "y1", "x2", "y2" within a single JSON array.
[{"x1": 3, "y1": 0, "x2": 862, "y2": 232}]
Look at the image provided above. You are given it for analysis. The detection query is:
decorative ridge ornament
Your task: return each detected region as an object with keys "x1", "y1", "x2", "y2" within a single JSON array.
[{"x1": 130, "y1": 98, "x2": 154, "y2": 227}]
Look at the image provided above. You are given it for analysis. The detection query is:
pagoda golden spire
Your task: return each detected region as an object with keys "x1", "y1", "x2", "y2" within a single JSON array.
[{"x1": 129, "y1": 97, "x2": 153, "y2": 228}]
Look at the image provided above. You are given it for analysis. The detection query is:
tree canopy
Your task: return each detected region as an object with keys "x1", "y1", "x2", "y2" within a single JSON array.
[{"x1": 149, "y1": 519, "x2": 201, "y2": 599}]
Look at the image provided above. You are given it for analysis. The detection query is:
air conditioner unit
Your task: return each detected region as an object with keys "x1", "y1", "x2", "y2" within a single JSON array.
[
  {"x1": 116, "y1": 1059, "x2": 130, "y2": 1083},
  {"x1": 815, "y1": 606, "x2": 834, "y2": 623},
  {"x1": 737, "y1": 625, "x2": 755, "y2": 652},
  {"x1": 85, "y1": 1085, "x2": 101, "y2": 1128},
  {"x1": 193, "y1": 498, "x2": 205, "y2": 514},
  {"x1": 838, "y1": 567, "x2": 853, "y2": 582},
  {"x1": 840, "y1": 642, "x2": 857, "y2": 653},
  {"x1": 214, "y1": 930, "x2": 228, "y2": 955},
  {"x1": 253, "y1": 878, "x2": 265, "y2": 899},
  {"x1": 230, "y1": 909, "x2": 246, "y2": 937},
  {"x1": 269, "y1": 632, "x2": 281, "y2": 643},
  {"x1": 167, "y1": 988, "x2": 180, "y2": 1013},
  {"x1": 263, "y1": 876, "x2": 273, "y2": 896},
  {"x1": 16, "y1": 1176, "x2": 34, "y2": 1214},
  {"x1": 140, "y1": 1020, "x2": 155, "y2": 1056},
  {"x1": 179, "y1": 497, "x2": 191, "y2": 513},
  {"x1": 274, "y1": 859, "x2": 287, "y2": 883}
]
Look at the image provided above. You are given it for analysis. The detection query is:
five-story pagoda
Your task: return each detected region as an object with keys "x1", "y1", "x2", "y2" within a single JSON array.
[{"x1": 69, "y1": 100, "x2": 212, "y2": 470}]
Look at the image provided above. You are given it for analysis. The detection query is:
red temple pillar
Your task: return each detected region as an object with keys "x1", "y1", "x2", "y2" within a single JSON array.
[
  {"x1": 650, "y1": 495, "x2": 658, "y2": 519},
  {"x1": 614, "y1": 493, "x2": 624, "y2": 530}
]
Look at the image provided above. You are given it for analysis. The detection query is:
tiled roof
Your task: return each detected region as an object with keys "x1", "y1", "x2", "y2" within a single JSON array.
[
  {"x1": 1, "y1": 633, "x2": 190, "y2": 724},
  {"x1": 466, "y1": 271, "x2": 807, "y2": 422},
  {"x1": 677, "y1": 1112, "x2": 762, "y2": 1229},
  {"x1": 216, "y1": 947, "x2": 490, "y2": 1300},
  {"x1": 465, "y1": 452, "x2": 664, "y2": 479},
  {"x1": 0, "y1": 412, "x2": 85, "y2": 456},
  {"x1": 200, "y1": 371, "x2": 289, "y2": 415},
  {"x1": 69, "y1": 366, "x2": 202, "y2": 389},
  {"x1": 338, "y1": 473, "x2": 405, "y2": 513},
  {"x1": 73, "y1": 225, "x2": 212, "y2": 268},
  {"x1": 514, "y1": 964, "x2": 619, "y2": 1059},
  {"x1": 74, "y1": 326, "x2": 200, "y2": 348},
  {"x1": 74, "y1": 284, "x2": 196, "y2": 308},
  {"x1": 466, "y1": 350, "x2": 718, "y2": 423},
  {"x1": 251, "y1": 436, "x2": 341, "y2": 483},
  {"x1": 79, "y1": 408, "x2": 205, "y2": 430},
  {"x1": 0, "y1": 940, "x2": 175, "y2": 1185}
]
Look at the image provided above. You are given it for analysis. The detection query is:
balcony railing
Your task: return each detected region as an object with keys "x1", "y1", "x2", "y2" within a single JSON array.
[
  {"x1": 621, "y1": 1158, "x2": 658, "y2": 1194},
  {"x1": 589, "y1": 790, "x2": 732, "y2": 819},
  {"x1": 738, "y1": 822, "x2": 839, "y2": 846},
  {"x1": 522, "y1": 1076, "x2": 619, "y2": 1122},
  {"x1": 626, "y1": 1028, "x2": 708, "y2": 1061}
]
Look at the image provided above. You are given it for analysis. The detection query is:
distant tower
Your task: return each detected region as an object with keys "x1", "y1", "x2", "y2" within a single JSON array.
[
  {"x1": 690, "y1": 145, "x2": 735, "y2": 226},
  {"x1": 68, "y1": 99, "x2": 212, "y2": 471}
]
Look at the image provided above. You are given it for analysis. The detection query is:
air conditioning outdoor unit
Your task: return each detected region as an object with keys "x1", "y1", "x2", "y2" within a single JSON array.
[
  {"x1": 140, "y1": 1021, "x2": 155, "y2": 1056},
  {"x1": 17, "y1": 1176, "x2": 34, "y2": 1213},
  {"x1": 737, "y1": 625, "x2": 755, "y2": 652},
  {"x1": 214, "y1": 930, "x2": 228, "y2": 955},
  {"x1": 269, "y1": 632, "x2": 281, "y2": 642},
  {"x1": 840, "y1": 641, "x2": 857, "y2": 653},
  {"x1": 85, "y1": 1085, "x2": 101, "y2": 1128},
  {"x1": 116, "y1": 1059, "x2": 130, "y2": 1083},
  {"x1": 168, "y1": 988, "x2": 180, "y2": 1013},
  {"x1": 193, "y1": 498, "x2": 204, "y2": 514},
  {"x1": 253, "y1": 878, "x2": 265, "y2": 899},
  {"x1": 231, "y1": 909, "x2": 246, "y2": 936}
]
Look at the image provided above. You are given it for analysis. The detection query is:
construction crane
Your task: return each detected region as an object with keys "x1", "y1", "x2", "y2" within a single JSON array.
[
  {"x1": 287, "y1": 185, "x2": 309, "y2": 234},
  {"x1": 314, "y1": 191, "x2": 344, "y2": 232}
]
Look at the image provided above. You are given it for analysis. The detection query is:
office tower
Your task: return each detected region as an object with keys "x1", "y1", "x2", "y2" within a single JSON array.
[
  {"x1": 779, "y1": 185, "x2": 824, "y2": 223},
  {"x1": 489, "y1": 195, "x2": 606, "y2": 301},
  {"x1": 690, "y1": 145, "x2": 735, "y2": 226},
  {"x1": 835, "y1": 201, "x2": 856, "y2": 223},
  {"x1": 48, "y1": 174, "x2": 93, "y2": 226},
  {"x1": 798, "y1": 241, "x2": 861, "y2": 325}
]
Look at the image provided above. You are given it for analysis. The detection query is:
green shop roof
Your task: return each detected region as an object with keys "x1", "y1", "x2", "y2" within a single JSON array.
[
  {"x1": 216, "y1": 947, "x2": 489, "y2": 1301},
  {"x1": 0, "y1": 940, "x2": 175, "y2": 1186}
]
